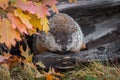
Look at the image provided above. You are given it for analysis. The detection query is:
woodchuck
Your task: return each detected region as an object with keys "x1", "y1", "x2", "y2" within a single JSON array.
[{"x1": 33, "y1": 13, "x2": 86, "y2": 54}]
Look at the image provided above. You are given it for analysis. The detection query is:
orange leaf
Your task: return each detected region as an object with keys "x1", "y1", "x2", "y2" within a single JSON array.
[
  {"x1": 7, "y1": 55, "x2": 20, "y2": 70},
  {"x1": 51, "y1": 5, "x2": 59, "y2": 14},
  {"x1": 0, "y1": 0, "x2": 9, "y2": 10},
  {"x1": 14, "y1": 8, "x2": 33, "y2": 29},
  {"x1": 7, "y1": 13, "x2": 28, "y2": 34},
  {"x1": 0, "y1": 53, "x2": 20, "y2": 70},
  {"x1": 42, "y1": 0, "x2": 58, "y2": 13},
  {"x1": 0, "y1": 18, "x2": 21, "y2": 48},
  {"x1": 46, "y1": 74, "x2": 53, "y2": 80}
]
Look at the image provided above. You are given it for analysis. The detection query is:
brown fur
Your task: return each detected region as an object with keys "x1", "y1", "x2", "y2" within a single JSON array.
[{"x1": 33, "y1": 13, "x2": 85, "y2": 54}]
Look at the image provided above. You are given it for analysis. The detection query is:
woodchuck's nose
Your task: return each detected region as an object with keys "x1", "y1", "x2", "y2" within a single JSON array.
[{"x1": 62, "y1": 47, "x2": 67, "y2": 52}]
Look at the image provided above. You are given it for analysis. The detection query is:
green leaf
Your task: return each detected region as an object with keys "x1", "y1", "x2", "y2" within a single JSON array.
[{"x1": 85, "y1": 76, "x2": 96, "y2": 80}]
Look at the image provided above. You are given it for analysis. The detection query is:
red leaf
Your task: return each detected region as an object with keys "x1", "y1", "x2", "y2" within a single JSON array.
[
  {"x1": 15, "y1": 0, "x2": 36, "y2": 14},
  {"x1": 15, "y1": 0, "x2": 51, "y2": 18},
  {"x1": 42, "y1": 0, "x2": 58, "y2": 13},
  {"x1": 35, "y1": 3, "x2": 50, "y2": 18},
  {"x1": 7, "y1": 13, "x2": 28, "y2": 34}
]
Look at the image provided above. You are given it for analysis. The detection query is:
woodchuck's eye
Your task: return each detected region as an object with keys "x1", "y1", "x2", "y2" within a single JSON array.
[
  {"x1": 56, "y1": 39, "x2": 60, "y2": 43},
  {"x1": 68, "y1": 39, "x2": 72, "y2": 42}
]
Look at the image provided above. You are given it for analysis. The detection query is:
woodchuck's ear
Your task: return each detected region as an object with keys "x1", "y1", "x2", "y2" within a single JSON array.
[
  {"x1": 80, "y1": 42, "x2": 88, "y2": 51},
  {"x1": 81, "y1": 42, "x2": 86, "y2": 49},
  {"x1": 49, "y1": 28, "x2": 57, "y2": 35},
  {"x1": 72, "y1": 28, "x2": 77, "y2": 33}
]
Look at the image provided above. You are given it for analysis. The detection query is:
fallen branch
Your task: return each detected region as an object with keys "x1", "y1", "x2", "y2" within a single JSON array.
[{"x1": 33, "y1": 40, "x2": 120, "y2": 69}]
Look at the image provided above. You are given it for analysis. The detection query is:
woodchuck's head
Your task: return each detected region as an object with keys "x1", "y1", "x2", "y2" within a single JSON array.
[{"x1": 46, "y1": 13, "x2": 81, "y2": 52}]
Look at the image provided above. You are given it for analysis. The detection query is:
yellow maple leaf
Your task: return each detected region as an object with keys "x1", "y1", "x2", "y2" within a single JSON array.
[
  {"x1": 29, "y1": 14, "x2": 49, "y2": 34},
  {"x1": 29, "y1": 14, "x2": 43, "y2": 31},
  {"x1": 20, "y1": 46, "x2": 33, "y2": 62},
  {"x1": 14, "y1": 8, "x2": 33, "y2": 29},
  {"x1": 28, "y1": 29, "x2": 36, "y2": 35},
  {"x1": 40, "y1": 17, "x2": 49, "y2": 34},
  {"x1": 0, "y1": 18, "x2": 21, "y2": 48}
]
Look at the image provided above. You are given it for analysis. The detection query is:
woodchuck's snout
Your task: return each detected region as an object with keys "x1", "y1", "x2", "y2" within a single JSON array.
[
  {"x1": 52, "y1": 31, "x2": 73, "y2": 52},
  {"x1": 33, "y1": 13, "x2": 86, "y2": 54}
]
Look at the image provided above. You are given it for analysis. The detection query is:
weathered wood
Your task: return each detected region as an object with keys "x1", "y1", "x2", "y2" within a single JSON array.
[
  {"x1": 57, "y1": 0, "x2": 120, "y2": 12},
  {"x1": 33, "y1": 40, "x2": 120, "y2": 69},
  {"x1": 33, "y1": 26, "x2": 120, "y2": 69},
  {"x1": 49, "y1": 0, "x2": 120, "y2": 17}
]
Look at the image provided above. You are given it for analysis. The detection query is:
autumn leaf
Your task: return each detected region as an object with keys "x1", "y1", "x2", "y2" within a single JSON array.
[
  {"x1": 20, "y1": 46, "x2": 33, "y2": 62},
  {"x1": 14, "y1": 8, "x2": 33, "y2": 29},
  {"x1": 51, "y1": 5, "x2": 59, "y2": 14},
  {"x1": 43, "y1": 68, "x2": 64, "y2": 80},
  {"x1": 15, "y1": 0, "x2": 36, "y2": 14},
  {"x1": 40, "y1": 17, "x2": 49, "y2": 34},
  {"x1": 0, "y1": 18, "x2": 21, "y2": 48},
  {"x1": 28, "y1": 29, "x2": 36, "y2": 35},
  {"x1": 29, "y1": 14, "x2": 49, "y2": 34},
  {"x1": 7, "y1": 55, "x2": 20, "y2": 70},
  {"x1": 0, "y1": 0, "x2": 9, "y2": 10},
  {"x1": 49, "y1": 68, "x2": 65, "y2": 77},
  {"x1": 15, "y1": 0, "x2": 51, "y2": 18},
  {"x1": 0, "y1": 53, "x2": 21, "y2": 70},
  {"x1": 34, "y1": 2, "x2": 50, "y2": 18},
  {"x1": 46, "y1": 74, "x2": 53, "y2": 80},
  {"x1": 7, "y1": 13, "x2": 28, "y2": 34},
  {"x1": 29, "y1": 14, "x2": 43, "y2": 30},
  {"x1": 0, "y1": 55, "x2": 9, "y2": 64},
  {"x1": 36, "y1": 62, "x2": 46, "y2": 68},
  {"x1": 42, "y1": 0, "x2": 58, "y2": 13}
]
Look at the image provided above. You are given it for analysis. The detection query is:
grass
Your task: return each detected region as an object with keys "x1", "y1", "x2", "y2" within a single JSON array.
[
  {"x1": 0, "y1": 62, "x2": 44, "y2": 80},
  {"x1": 62, "y1": 62, "x2": 120, "y2": 80},
  {"x1": 1, "y1": 60, "x2": 120, "y2": 80}
]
